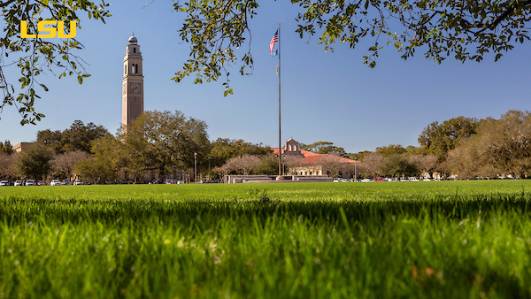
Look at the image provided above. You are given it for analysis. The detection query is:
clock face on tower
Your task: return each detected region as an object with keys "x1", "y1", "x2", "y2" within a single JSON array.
[{"x1": 131, "y1": 82, "x2": 141, "y2": 95}]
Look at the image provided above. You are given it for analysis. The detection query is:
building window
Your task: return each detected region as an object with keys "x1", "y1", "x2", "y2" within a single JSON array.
[
  {"x1": 133, "y1": 48, "x2": 136, "y2": 53},
  {"x1": 132, "y1": 64, "x2": 137, "y2": 74}
]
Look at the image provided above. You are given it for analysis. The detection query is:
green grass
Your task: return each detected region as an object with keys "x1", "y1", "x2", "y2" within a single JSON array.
[{"x1": 0, "y1": 181, "x2": 529, "y2": 298}]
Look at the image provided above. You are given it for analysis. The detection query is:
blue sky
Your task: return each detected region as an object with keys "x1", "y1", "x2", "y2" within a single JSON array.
[{"x1": 0, "y1": 0, "x2": 529, "y2": 152}]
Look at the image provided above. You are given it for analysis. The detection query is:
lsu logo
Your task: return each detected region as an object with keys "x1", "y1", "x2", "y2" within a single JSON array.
[{"x1": 20, "y1": 20, "x2": 77, "y2": 39}]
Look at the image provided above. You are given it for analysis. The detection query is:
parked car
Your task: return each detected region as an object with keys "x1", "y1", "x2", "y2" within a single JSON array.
[
  {"x1": 14, "y1": 180, "x2": 24, "y2": 186},
  {"x1": 333, "y1": 178, "x2": 349, "y2": 183},
  {"x1": 73, "y1": 180, "x2": 85, "y2": 186},
  {"x1": 0, "y1": 180, "x2": 10, "y2": 186},
  {"x1": 25, "y1": 180, "x2": 36, "y2": 186},
  {"x1": 50, "y1": 180, "x2": 64, "y2": 186}
]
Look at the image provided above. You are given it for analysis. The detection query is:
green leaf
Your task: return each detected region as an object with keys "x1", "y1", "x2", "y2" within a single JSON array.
[{"x1": 223, "y1": 87, "x2": 234, "y2": 97}]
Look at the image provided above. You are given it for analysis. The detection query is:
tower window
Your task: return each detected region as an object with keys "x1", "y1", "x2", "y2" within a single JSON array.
[
  {"x1": 132, "y1": 64, "x2": 137, "y2": 74},
  {"x1": 133, "y1": 48, "x2": 136, "y2": 53}
]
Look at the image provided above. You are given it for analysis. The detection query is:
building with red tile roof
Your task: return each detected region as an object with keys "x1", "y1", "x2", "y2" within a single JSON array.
[{"x1": 273, "y1": 138, "x2": 358, "y2": 177}]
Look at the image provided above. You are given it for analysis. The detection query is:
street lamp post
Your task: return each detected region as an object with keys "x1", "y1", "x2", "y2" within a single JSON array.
[
  {"x1": 208, "y1": 157, "x2": 211, "y2": 181},
  {"x1": 194, "y1": 152, "x2": 198, "y2": 183}
]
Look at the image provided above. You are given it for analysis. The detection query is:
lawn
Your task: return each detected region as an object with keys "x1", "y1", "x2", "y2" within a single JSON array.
[{"x1": 0, "y1": 181, "x2": 529, "y2": 298}]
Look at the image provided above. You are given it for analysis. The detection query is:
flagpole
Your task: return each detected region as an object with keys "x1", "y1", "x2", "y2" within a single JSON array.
[{"x1": 277, "y1": 24, "x2": 282, "y2": 176}]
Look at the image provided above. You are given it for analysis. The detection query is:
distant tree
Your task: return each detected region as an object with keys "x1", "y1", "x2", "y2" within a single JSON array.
[
  {"x1": 75, "y1": 136, "x2": 127, "y2": 184},
  {"x1": 120, "y1": 125, "x2": 154, "y2": 182},
  {"x1": 75, "y1": 159, "x2": 113, "y2": 184},
  {"x1": 36, "y1": 121, "x2": 110, "y2": 154},
  {"x1": 380, "y1": 154, "x2": 418, "y2": 178},
  {"x1": 75, "y1": 111, "x2": 211, "y2": 183},
  {"x1": 447, "y1": 137, "x2": 498, "y2": 179},
  {"x1": 347, "y1": 150, "x2": 371, "y2": 161},
  {"x1": 16, "y1": 144, "x2": 54, "y2": 180},
  {"x1": 123, "y1": 111, "x2": 211, "y2": 180},
  {"x1": 408, "y1": 154, "x2": 438, "y2": 178},
  {"x1": 359, "y1": 152, "x2": 386, "y2": 178},
  {"x1": 405, "y1": 146, "x2": 427, "y2": 155},
  {"x1": 359, "y1": 151, "x2": 420, "y2": 178},
  {"x1": 303, "y1": 141, "x2": 346, "y2": 156},
  {"x1": 220, "y1": 155, "x2": 262, "y2": 175},
  {"x1": 284, "y1": 155, "x2": 307, "y2": 168},
  {"x1": 375, "y1": 144, "x2": 407, "y2": 156},
  {"x1": 316, "y1": 156, "x2": 356, "y2": 178},
  {"x1": 0, "y1": 141, "x2": 14, "y2": 155},
  {"x1": 51, "y1": 151, "x2": 89, "y2": 180},
  {"x1": 448, "y1": 110, "x2": 530, "y2": 178},
  {"x1": 61, "y1": 120, "x2": 111, "y2": 153},
  {"x1": 255, "y1": 155, "x2": 279, "y2": 175},
  {"x1": 488, "y1": 111, "x2": 530, "y2": 178},
  {"x1": 37, "y1": 130, "x2": 64, "y2": 153},
  {"x1": 209, "y1": 138, "x2": 271, "y2": 168},
  {"x1": 419, "y1": 116, "x2": 479, "y2": 162},
  {"x1": 0, "y1": 153, "x2": 16, "y2": 180},
  {"x1": 366, "y1": 145, "x2": 419, "y2": 177}
]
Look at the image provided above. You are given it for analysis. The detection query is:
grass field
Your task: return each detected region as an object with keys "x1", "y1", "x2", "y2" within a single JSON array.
[{"x1": 0, "y1": 181, "x2": 529, "y2": 298}]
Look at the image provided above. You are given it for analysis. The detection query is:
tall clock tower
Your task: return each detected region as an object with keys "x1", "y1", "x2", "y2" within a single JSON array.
[{"x1": 121, "y1": 35, "x2": 144, "y2": 129}]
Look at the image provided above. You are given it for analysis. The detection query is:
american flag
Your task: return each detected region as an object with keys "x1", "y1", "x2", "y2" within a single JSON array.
[{"x1": 269, "y1": 30, "x2": 279, "y2": 55}]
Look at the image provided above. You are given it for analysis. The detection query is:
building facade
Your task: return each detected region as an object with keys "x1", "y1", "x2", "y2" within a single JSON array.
[
  {"x1": 274, "y1": 138, "x2": 358, "y2": 178},
  {"x1": 121, "y1": 35, "x2": 144, "y2": 129},
  {"x1": 14, "y1": 142, "x2": 36, "y2": 153}
]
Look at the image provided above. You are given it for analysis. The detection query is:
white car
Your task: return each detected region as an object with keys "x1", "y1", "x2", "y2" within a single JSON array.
[
  {"x1": 50, "y1": 180, "x2": 63, "y2": 186},
  {"x1": 14, "y1": 180, "x2": 24, "y2": 186},
  {"x1": 0, "y1": 180, "x2": 10, "y2": 186},
  {"x1": 333, "y1": 178, "x2": 349, "y2": 183},
  {"x1": 25, "y1": 180, "x2": 36, "y2": 186}
]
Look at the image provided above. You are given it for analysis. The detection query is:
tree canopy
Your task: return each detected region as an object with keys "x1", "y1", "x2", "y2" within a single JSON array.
[
  {"x1": 76, "y1": 110, "x2": 211, "y2": 183},
  {"x1": 0, "y1": 108, "x2": 528, "y2": 181},
  {"x1": 37, "y1": 120, "x2": 110, "y2": 154},
  {"x1": 1, "y1": 1, "x2": 531, "y2": 123},
  {"x1": 209, "y1": 138, "x2": 271, "y2": 168},
  {"x1": 0, "y1": 140, "x2": 13, "y2": 155},
  {"x1": 418, "y1": 116, "x2": 478, "y2": 162},
  {"x1": 302, "y1": 141, "x2": 346, "y2": 156},
  {"x1": 375, "y1": 144, "x2": 407, "y2": 156},
  {"x1": 447, "y1": 110, "x2": 530, "y2": 178},
  {"x1": 173, "y1": 0, "x2": 531, "y2": 94},
  {"x1": 16, "y1": 143, "x2": 54, "y2": 180},
  {"x1": 0, "y1": 0, "x2": 110, "y2": 124}
]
